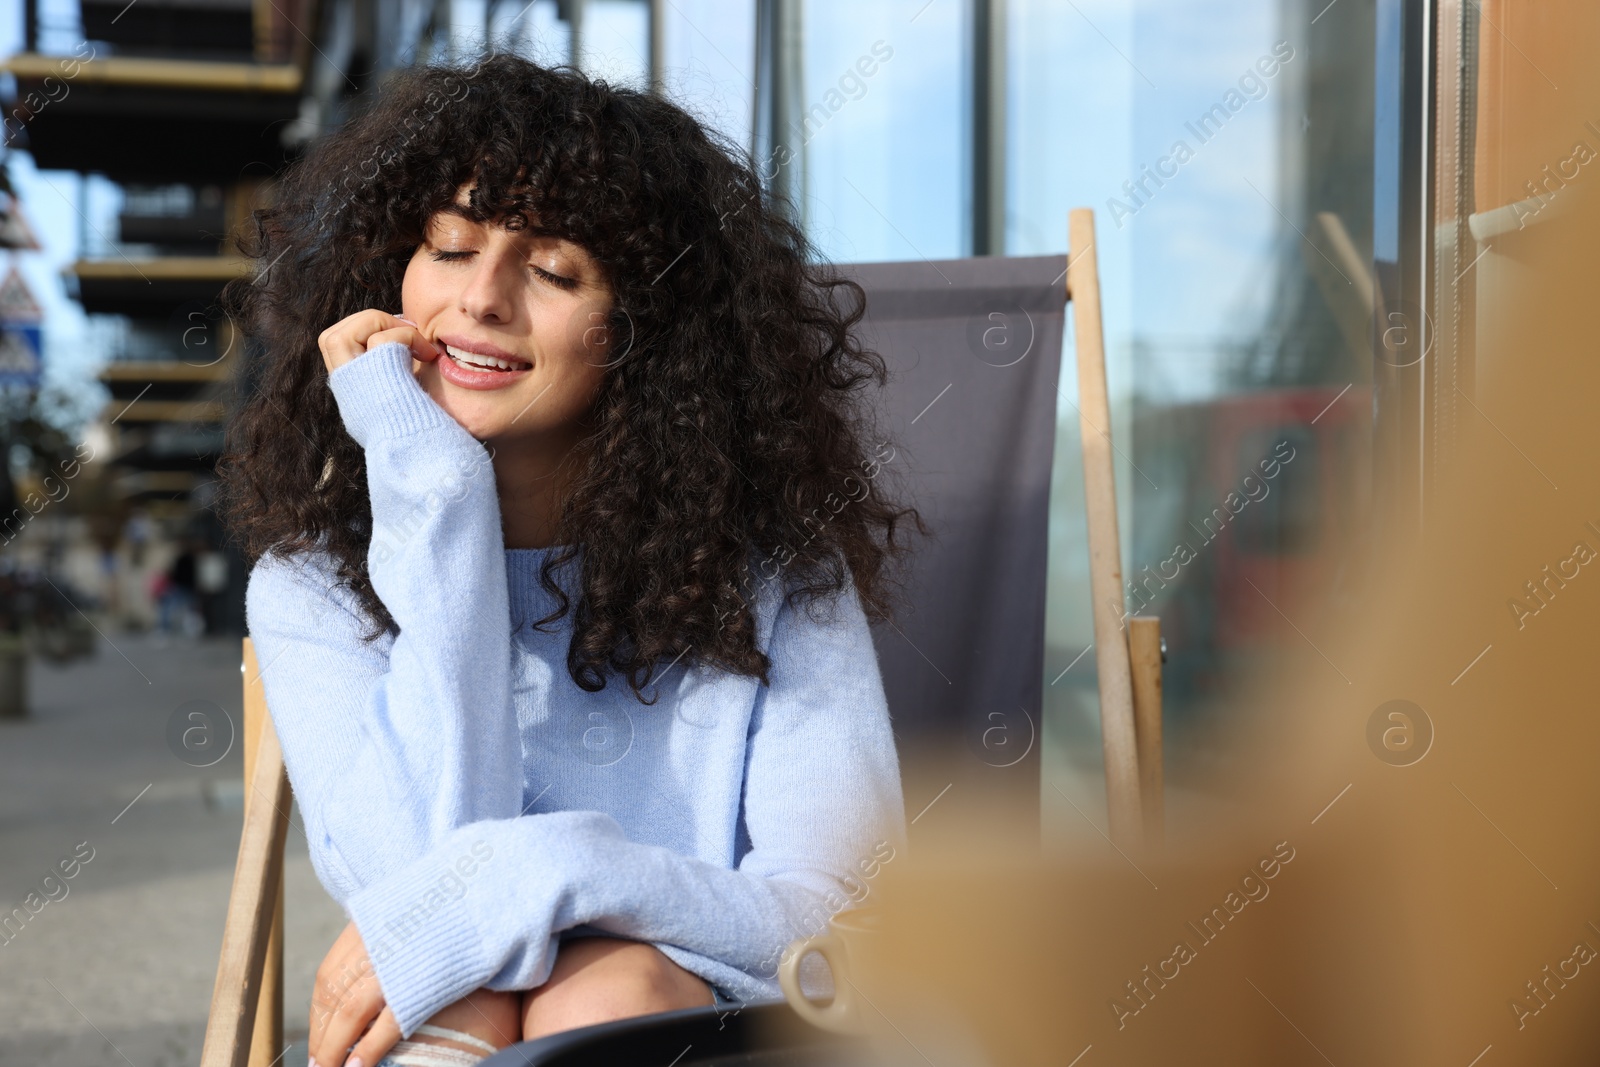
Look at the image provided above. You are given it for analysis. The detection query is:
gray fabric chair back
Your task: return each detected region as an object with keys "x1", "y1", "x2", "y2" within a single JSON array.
[{"x1": 838, "y1": 254, "x2": 1068, "y2": 838}]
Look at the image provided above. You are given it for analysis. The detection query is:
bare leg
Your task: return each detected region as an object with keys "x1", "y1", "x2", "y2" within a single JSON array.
[
  {"x1": 403, "y1": 987, "x2": 522, "y2": 1055},
  {"x1": 520, "y1": 937, "x2": 715, "y2": 1042}
]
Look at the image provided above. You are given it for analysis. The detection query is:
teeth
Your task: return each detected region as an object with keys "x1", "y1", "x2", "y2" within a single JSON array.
[{"x1": 444, "y1": 343, "x2": 530, "y2": 372}]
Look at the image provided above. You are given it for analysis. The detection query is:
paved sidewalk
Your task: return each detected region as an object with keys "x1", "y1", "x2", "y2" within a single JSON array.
[{"x1": 0, "y1": 631, "x2": 345, "y2": 1067}]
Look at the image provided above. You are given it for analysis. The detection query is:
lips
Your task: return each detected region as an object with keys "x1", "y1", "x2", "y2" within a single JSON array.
[
  {"x1": 442, "y1": 342, "x2": 532, "y2": 372},
  {"x1": 431, "y1": 336, "x2": 534, "y2": 392}
]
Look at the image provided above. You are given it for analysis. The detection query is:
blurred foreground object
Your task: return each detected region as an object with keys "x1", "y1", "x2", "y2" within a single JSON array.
[{"x1": 841, "y1": 792, "x2": 1420, "y2": 1066}]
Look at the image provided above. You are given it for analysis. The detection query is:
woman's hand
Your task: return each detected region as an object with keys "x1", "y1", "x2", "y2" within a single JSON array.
[
  {"x1": 318, "y1": 310, "x2": 441, "y2": 375},
  {"x1": 310, "y1": 921, "x2": 400, "y2": 1067}
]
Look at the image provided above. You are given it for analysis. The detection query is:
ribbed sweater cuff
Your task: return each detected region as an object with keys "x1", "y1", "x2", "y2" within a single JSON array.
[
  {"x1": 345, "y1": 838, "x2": 492, "y2": 1038},
  {"x1": 327, "y1": 341, "x2": 453, "y2": 445}
]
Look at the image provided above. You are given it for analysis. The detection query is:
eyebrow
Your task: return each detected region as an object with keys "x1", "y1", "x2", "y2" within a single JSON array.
[
  {"x1": 423, "y1": 204, "x2": 594, "y2": 265},
  {"x1": 429, "y1": 202, "x2": 554, "y2": 237}
]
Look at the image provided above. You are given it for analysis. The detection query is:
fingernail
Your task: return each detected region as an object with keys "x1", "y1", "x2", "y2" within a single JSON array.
[{"x1": 345, "y1": 1058, "x2": 364, "y2": 1067}]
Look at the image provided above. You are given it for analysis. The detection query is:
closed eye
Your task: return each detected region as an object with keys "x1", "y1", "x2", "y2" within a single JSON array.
[
  {"x1": 427, "y1": 246, "x2": 579, "y2": 290},
  {"x1": 533, "y1": 265, "x2": 578, "y2": 290}
]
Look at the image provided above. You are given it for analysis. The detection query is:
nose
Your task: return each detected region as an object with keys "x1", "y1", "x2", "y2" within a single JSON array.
[{"x1": 456, "y1": 246, "x2": 518, "y2": 325}]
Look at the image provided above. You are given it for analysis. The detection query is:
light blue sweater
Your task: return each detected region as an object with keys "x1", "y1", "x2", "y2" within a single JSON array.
[{"x1": 244, "y1": 342, "x2": 907, "y2": 1038}]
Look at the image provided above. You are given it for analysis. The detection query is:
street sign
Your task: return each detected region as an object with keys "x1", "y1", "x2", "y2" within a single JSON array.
[
  {"x1": 0, "y1": 326, "x2": 43, "y2": 387},
  {"x1": 0, "y1": 268, "x2": 43, "y2": 322},
  {"x1": 0, "y1": 200, "x2": 41, "y2": 252}
]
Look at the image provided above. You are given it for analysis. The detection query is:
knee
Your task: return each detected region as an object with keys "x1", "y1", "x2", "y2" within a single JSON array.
[
  {"x1": 606, "y1": 943, "x2": 711, "y2": 1009},
  {"x1": 521, "y1": 938, "x2": 713, "y2": 1041}
]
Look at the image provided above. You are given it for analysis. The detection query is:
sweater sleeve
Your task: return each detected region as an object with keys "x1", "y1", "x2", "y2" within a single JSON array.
[
  {"x1": 243, "y1": 341, "x2": 522, "y2": 901},
  {"x1": 343, "y1": 574, "x2": 908, "y2": 1037}
]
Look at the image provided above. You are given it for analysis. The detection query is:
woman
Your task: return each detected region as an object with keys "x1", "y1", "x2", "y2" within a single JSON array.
[{"x1": 219, "y1": 53, "x2": 924, "y2": 1067}]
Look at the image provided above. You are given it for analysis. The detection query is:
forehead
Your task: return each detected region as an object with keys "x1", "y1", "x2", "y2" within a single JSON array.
[
  {"x1": 423, "y1": 180, "x2": 599, "y2": 263},
  {"x1": 441, "y1": 177, "x2": 534, "y2": 217},
  {"x1": 419, "y1": 178, "x2": 517, "y2": 226},
  {"x1": 423, "y1": 203, "x2": 553, "y2": 245},
  {"x1": 424, "y1": 189, "x2": 551, "y2": 238}
]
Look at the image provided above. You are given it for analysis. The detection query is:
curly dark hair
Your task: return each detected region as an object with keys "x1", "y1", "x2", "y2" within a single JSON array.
[{"x1": 217, "y1": 52, "x2": 928, "y2": 703}]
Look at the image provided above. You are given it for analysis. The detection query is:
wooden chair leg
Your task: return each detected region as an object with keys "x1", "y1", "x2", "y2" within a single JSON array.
[
  {"x1": 202, "y1": 638, "x2": 291, "y2": 1067},
  {"x1": 249, "y1": 893, "x2": 284, "y2": 1067},
  {"x1": 243, "y1": 643, "x2": 288, "y2": 1067},
  {"x1": 1128, "y1": 617, "x2": 1165, "y2": 846},
  {"x1": 243, "y1": 636, "x2": 286, "y2": 1067}
]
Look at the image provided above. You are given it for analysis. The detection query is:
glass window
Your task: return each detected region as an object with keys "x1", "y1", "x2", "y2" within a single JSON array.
[
  {"x1": 1126, "y1": 0, "x2": 1373, "y2": 721},
  {"x1": 1234, "y1": 424, "x2": 1320, "y2": 556},
  {"x1": 580, "y1": 0, "x2": 650, "y2": 87},
  {"x1": 658, "y1": 0, "x2": 758, "y2": 150},
  {"x1": 797, "y1": 0, "x2": 966, "y2": 263},
  {"x1": 1014, "y1": 1, "x2": 1378, "y2": 833},
  {"x1": 1005, "y1": 0, "x2": 1095, "y2": 258},
  {"x1": 492, "y1": 0, "x2": 572, "y2": 67}
]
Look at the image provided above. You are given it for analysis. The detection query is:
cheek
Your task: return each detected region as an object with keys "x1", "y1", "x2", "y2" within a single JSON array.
[
  {"x1": 578, "y1": 310, "x2": 614, "y2": 362},
  {"x1": 543, "y1": 298, "x2": 615, "y2": 370},
  {"x1": 551, "y1": 342, "x2": 610, "y2": 410},
  {"x1": 401, "y1": 258, "x2": 446, "y2": 318},
  {"x1": 549, "y1": 372, "x2": 606, "y2": 426}
]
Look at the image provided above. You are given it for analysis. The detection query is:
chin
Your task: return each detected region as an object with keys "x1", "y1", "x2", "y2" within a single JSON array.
[
  {"x1": 457, "y1": 414, "x2": 511, "y2": 443},
  {"x1": 429, "y1": 398, "x2": 501, "y2": 441}
]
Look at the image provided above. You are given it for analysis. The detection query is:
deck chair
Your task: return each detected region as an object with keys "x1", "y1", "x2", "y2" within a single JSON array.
[
  {"x1": 200, "y1": 207, "x2": 1163, "y2": 1066},
  {"x1": 836, "y1": 209, "x2": 1161, "y2": 852}
]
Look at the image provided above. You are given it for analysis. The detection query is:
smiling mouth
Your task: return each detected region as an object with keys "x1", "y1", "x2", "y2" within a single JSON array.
[{"x1": 443, "y1": 343, "x2": 533, "y2": 373}]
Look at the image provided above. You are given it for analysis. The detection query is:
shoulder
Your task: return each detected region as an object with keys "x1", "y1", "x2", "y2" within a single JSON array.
[{"x1": 747, "y1": 549, "x2": 871, "y2": 655}]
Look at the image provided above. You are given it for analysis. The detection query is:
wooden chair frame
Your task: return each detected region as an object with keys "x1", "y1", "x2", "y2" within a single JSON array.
[
  {"x1": 201, "y1": 638, "x2": 290, "y2": 1067},
  {"x1": 1068, "y1": 207, "x2": 1165, "y2": 851}
]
